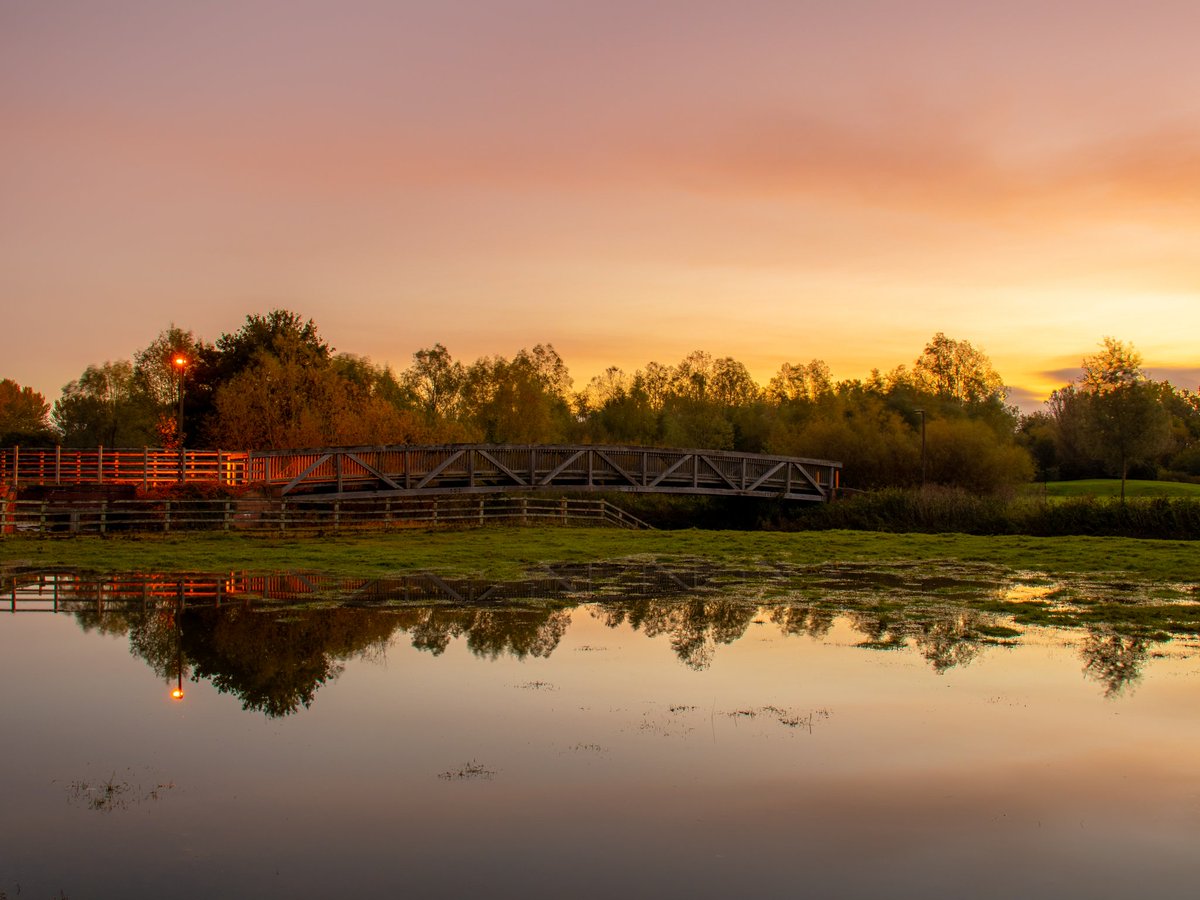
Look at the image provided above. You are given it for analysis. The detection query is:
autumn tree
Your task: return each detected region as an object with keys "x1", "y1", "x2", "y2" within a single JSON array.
[
  {"x1": 0, "y1": 379, "x2": 53, "y2": 444},
  {"x1": 52, "y1": 361, "x2": 159, "y2": 446},
  {"x1": 1078, "y1": 339, "x2": 1172, "y2": 499},
  {"x1": 911, "y1": 332, "x2": 1005, "y2": 406},
  {"x1": 457, "y1": 345, "x2": 574, "y2": 443},
  {"x1": 401, "y1": 344, "x2": 467, "y2": 429}
]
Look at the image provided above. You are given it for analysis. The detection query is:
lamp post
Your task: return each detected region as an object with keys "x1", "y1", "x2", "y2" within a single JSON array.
[
  {"x1": 915, "y1": 409, "x2": 926, "y2": 488},
  {"x1": 172, "y1": 354, "x2": 188, "y2": 447}
]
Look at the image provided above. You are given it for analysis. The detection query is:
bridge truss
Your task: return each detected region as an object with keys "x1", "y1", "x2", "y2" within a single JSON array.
[{"x1": 1, "y1": 444, "x2": 841, "y2": 503}]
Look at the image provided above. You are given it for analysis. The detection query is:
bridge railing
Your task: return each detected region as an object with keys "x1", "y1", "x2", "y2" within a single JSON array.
[
  {"x1": 0, "y1": 446, "x2": 248, "y2": 489},
  {"x1": 1, "y1": 443, "x2": 840, "y2": 502}
]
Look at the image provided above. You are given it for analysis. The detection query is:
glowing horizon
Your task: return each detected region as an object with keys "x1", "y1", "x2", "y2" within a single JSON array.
[{"x1": 3, "y1": 1, "x2": 1198, "y2": 412}]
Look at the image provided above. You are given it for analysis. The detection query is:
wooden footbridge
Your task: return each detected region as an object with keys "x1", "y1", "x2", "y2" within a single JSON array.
[{"x1": 1, "y1": 444, "x2": 840, "y2": 502}]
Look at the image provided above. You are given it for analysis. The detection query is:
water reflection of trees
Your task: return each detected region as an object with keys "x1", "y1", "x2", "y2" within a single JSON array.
[
  {"x1": 1080, "y1": 629, "x2": 1148, "y2": 698},
  {"x1": 596, "y1": 598, "x2": 757, "y2": 670},
  {"x1": 11, "y1": 564, "x2": 1171, "y2": 711},
  {"x1": 72, "y1": 601, "x2": 573, "y2": 717},
  {"x1": 392, "y1": 607, "x2": 571, "y2": 660}
]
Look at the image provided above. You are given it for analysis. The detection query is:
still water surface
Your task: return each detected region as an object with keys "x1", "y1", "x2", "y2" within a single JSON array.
[{"x1": 2, "y1": 563, "x2": 1198, "y2": 898}]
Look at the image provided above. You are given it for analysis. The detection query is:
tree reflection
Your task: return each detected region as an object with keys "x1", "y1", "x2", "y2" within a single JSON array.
[
  {"x1": 596, "y1": 598, "x2": 756, "y2": 669},
  {"x1": 180, "y1": 606, "x2": 400, "y2": 716},
  {"x1": 391, "y1": 606, "x2": 571, "y2": 660},
  {"x1": 30, "y1": 561, "x2": 1184, "y2": 711},
  {"x1": 770, "y1": 604, "x2": 837, "y2": 640},
  {"x1": 1080, "y1": 629, "x2": 1149, "y2": 698},
  {"x1": 841, "y1": 608, "x2": 992, "y2": 673}
]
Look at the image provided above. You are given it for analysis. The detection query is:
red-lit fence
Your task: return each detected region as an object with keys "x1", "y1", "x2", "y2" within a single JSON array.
[{"x1": 0, "y1": 446, "x2": 247, "y2": 489}]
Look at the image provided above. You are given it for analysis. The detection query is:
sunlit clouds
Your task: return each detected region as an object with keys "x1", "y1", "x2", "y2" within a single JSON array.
[{"x1": 2, "y1": 1, "x2": 1198, "y2": 408}]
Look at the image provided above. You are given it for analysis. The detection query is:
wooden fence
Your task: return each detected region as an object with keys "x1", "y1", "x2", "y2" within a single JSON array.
[{"x1": 0, "y1": 494, "x2": 651, "y2": 535}]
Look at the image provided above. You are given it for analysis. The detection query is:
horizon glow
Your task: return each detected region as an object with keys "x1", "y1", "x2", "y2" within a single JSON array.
[{"x1": 2, "y1": 1, "x2": 1198, "y2": 412}]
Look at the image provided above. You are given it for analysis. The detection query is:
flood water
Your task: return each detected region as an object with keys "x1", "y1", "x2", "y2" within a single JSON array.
[{"x1": 2, "y1": 562, "x2": 1199, "y2": 899}]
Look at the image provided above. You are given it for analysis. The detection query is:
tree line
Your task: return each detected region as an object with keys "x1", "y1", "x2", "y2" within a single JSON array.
[{"x1": 2, "y1": 309, "x2": 1197, "y2": 494}]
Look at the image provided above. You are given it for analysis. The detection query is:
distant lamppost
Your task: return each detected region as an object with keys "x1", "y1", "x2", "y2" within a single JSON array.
[
  {"x1": 172, "y1": 354, "x2": 188, "y2": 447},
  {"x1": 915, "y1": 409, "x2": 926, "y2": 488}
]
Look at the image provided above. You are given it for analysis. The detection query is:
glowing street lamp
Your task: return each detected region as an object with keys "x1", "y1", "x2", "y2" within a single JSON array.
[{"x1": 172, "y1": 354, "x2": 188, "y2": 447}]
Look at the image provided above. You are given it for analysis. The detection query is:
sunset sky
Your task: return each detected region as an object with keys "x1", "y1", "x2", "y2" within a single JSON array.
[{"x1": 3, "y1": 0, "x2": 1198, "y2": 411}]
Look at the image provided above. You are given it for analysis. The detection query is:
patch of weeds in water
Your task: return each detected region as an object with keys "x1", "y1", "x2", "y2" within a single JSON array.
[
  {"x1": 668, "y1": 705, "x2": 696, "y2": 713},
  {"x1": 569, "y1": 743, "x2": 606, "y2": 754},
  {"x1": 514, "y1": 680, "x2": 557, "y2": 691},
  {"x1": 64, "y1": 770, "x2": 175, "y2": 813},
  {"x1": 438, "y1": 760, "x2": 496, "y2": 781},
  {"x1": 727, "y1": 705, "x2": 831, "y2": 732}
]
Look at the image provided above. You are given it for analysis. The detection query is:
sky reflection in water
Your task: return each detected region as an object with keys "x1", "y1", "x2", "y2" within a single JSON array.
[{"x1": 1, "y1": 563, "x2": 1198, "y2": 899}]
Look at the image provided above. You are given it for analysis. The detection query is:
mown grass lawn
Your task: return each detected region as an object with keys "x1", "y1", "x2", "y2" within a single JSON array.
[{"x1": 1024, "y1": 479, "x2": 1200, "y2": 499}]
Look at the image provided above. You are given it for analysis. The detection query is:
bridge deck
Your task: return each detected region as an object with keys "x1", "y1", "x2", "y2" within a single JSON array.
[{"x1": 1, "y1": 444, "x2": 840, "y2": 502}]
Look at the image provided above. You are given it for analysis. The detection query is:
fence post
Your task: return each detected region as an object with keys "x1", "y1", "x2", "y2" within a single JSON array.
[
  {"x1": 224, "y1": 501, "x2": 232, "y2": 532},
  {"x1": 98, "y1": 446, "x2": 104, "y2": 484},
  {"x1": 433, "y1": 497, "x2": 439, "y2": 524},
  {"x1": 55, "y1": 445, "x2": 61, "y2": 485},
  {"x1": 280, "y1": 500, "x2": 287, "y2": 532},
  {"x1": 478, "y1": 496, "x2": 484, "y2": 524},
  {"x1": 560, "y1": 498, "x2": 567, "y2": 523},
  {"x1": 334, "y1": 501, "x2": 341, "y2": 531},
  {"x1": 164, "y1": 500, "x2": 171, "y2": 533},
  {"x1": 40, "y1": 500, "x2": 46, "y2": 532},
  {"x1": 13, "y1": 445, "x2": 18, "y2": 490},
  {"x1": 385, "y1": 497, "x2": 392, "y2": 528},
  {"x1": 143, "y1": 447, "x2": 149, "y2": 491},
  {"x1": 100, "y1": 500, "x2": 107, "y2": 534}
]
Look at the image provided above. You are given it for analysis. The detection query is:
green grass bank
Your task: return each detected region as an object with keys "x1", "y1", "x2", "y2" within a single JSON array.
[{"x1": 3, "y1": 527, "x2": 1198, "y2": 582}]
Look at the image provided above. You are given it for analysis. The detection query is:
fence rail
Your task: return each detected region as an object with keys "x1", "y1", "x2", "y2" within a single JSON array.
[
  {"x1": 0, "y1": 494, "x2": 651, "y2": 535},
  {"x1": 0, "y1": 446, "x2": 246, "y2": 489}
]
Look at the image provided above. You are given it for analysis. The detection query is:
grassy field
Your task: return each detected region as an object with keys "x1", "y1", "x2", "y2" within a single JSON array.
[
  {"x1": 1026, "y1": 479, "x2": 1200, "y2": 499},
  {"x1": 3, "y1": 527, "x2": 1198, "y2": 582}
]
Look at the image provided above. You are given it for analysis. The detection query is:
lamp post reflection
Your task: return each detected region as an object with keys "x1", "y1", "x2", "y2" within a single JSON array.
[{"x1": 170, "y1": 587, "x2": 185, "y2": 702}]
